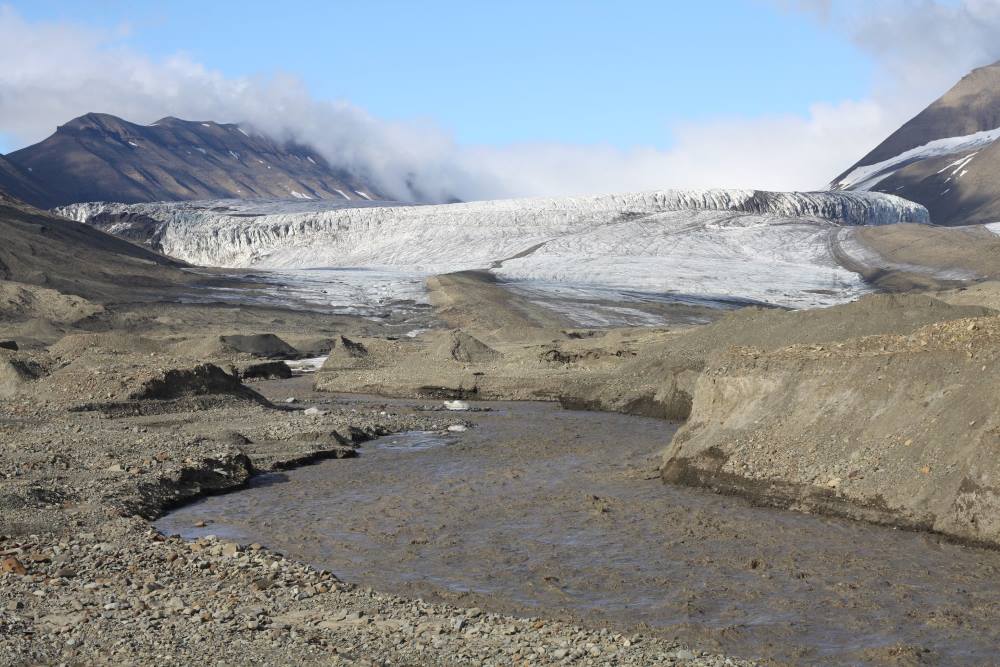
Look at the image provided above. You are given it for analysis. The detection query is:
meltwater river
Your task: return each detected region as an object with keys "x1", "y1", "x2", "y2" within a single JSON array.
[{"x1": 157, "y1": 387, "x2": 1000, "y2": 666}]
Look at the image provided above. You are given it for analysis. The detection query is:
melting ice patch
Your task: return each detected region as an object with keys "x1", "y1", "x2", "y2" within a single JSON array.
[{"x1": 286, "y1": 356, "x2": 328, "y2": 374}]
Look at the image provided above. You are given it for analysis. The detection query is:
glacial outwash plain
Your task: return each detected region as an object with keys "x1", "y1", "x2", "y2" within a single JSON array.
[
  {"x1": 9, "y1": 49, "x2": 1000, "y2": 666},
  {"x1": 4, "y1": 161, "x2": 1000, "y2": 666}
]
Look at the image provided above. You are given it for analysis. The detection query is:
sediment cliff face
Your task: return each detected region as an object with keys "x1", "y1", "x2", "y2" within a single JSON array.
[{"x1": 663, "y1": 313, "x2": 1000, "y2": 546}]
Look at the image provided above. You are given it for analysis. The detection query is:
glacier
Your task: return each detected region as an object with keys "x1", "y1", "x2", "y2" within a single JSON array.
[{"x1": 57, "y1": 189, "x2": 929, "y2": 320}]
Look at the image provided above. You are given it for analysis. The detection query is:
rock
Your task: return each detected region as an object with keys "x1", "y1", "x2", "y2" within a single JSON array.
[
  {"x1": 319, "y1": 336, "x2": 370, "y2": 372},
  {"x1": 303, "y1": 407, "x2": 326, "y2": 416},
  {"x1": 251, "y1": 577, "x2": 272, "y2": 591},
  {"x1": 0, "y1": 340, "x2": 17, "y2": 351},
  {"x1": 194, "y1": 520, "x2": 207, "y2": 528},
  {"x1": 285, "y1": 397, "x2": 297, "y2": 404},
  {"x1": 55, "y1": 566, "x2": 77, "y2": 578},
  {"x1": 447, "y1": 424, "x2": 467, "y2": 432},
  {"x1": 241, "y1": 361, "x2": 293, "y2": 381},
  {"x1": 442, "y1": 331, "x2": 502, "y2": 363},
  {"x1": 131, "y1": 364, "x2": 265, "y2": 403},
  {"x1": 0, "y1": 356, "x2": 38, "y2": 399},
  {"x1": 1, "y1": 556, "x2": 27, "y2": 575},
  {"x1": 218, "y1": 334, "x2": 298, "y2": 359},
  {"x1": 443, "y1": 400, "x2": 470, "y2": 411}
]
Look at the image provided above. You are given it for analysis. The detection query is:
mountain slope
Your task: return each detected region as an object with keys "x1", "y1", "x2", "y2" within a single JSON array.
[
  {"x1": 0, "y1": 154, "x2": 47, "y2": 204},
  {"x1": 4, "y1": 113, "x2": 384, "y2": 208},
  {"x1": 0, "y1": 193, "x2": 190, "y2": 300},
  {"x1": 832, "y1": 61, "x2": 1000, "y2": 225}
]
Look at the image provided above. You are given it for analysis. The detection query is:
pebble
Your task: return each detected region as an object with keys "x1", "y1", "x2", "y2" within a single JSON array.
[{"x1": 2, "y1": 556, "x2": 27, "y2": 575}]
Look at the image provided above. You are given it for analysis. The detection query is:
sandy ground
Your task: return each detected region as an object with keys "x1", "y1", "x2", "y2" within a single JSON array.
[{"x1": 837, "y1": 223, "x2": 1000, "y2": 291}]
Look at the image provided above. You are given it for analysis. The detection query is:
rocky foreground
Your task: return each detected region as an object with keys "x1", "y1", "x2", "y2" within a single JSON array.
[
  {"x1": 0, "y1": 349, "x2": 751, "y2": 666},
  {"x1": 4, "y1": 509, "x2": 744, "y2": 667}
]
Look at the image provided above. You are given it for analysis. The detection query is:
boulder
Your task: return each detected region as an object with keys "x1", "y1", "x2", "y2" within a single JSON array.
[
  {"x1": 240, "y1": 361, "x2": 293, "y2": 381},
  {"x1": 130, "y1": 364, "x2": 266, "y2": 404},
  {"x1": 437, "y1": 331, "x2": 502, "y2": 364},
  {"x1": 0, "y1": 356, "x2": 38, "y2": 398},
  {"x1": 218, "y1": 334, "x2": 298, "y2": 359}
]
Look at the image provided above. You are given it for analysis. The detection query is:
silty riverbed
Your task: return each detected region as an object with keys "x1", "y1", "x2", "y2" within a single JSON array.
[{"x1": 158, "y1": 393, "x2": 1000, "y2": 666}]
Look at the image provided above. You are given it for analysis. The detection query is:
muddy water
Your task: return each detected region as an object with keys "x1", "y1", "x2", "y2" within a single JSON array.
[{"x1": 157, "y1": 399, "x2": 1000, "y2": 665}]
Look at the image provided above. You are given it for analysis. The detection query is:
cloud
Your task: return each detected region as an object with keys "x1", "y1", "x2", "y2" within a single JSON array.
[{"x1": 0, "y1": 3, "x2": 999, "y2": 201}]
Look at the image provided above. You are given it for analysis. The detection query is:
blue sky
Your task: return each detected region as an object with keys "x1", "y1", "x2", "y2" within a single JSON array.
[
  {"x1": 5, "y1": 0, "x2": 873, "y2": 149},
  {"x1": 1, "y1": 1, "x2": 993, "y2": 199}
]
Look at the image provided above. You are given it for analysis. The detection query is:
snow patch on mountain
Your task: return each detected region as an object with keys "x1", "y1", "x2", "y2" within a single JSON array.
[{"x1": 835, "y1": 126, "x2": 1000, "y2": 191}]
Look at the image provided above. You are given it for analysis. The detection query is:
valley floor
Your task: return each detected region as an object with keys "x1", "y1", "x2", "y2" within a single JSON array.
[
  {"x1": 0, "y1": 273, "x2": 751, "y2": 666},
  {"x1": 5, "y1": 210, "x2": 1000, "y2": 664}
]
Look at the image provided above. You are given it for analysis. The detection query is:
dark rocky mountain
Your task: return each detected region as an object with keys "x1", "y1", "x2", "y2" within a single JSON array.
[
  {"x1": 0, "y1": 154, "x2": 47, "y2": 206},
  {"x1": 832, "y1": 61, "x2": 1000, "y2": 226},
  {"x1": 0, "y1": 113, "x2": 385, "y2": 209}
]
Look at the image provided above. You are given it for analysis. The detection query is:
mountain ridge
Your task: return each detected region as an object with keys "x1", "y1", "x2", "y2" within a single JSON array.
[
  {"x1": 0, "y1": 112, "x2": 386, "y2": 208},
  {"x1": 832, "y1": 60, "x2": 1000, "y2": 225}
]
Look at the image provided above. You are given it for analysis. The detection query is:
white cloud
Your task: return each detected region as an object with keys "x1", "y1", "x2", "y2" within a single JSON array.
[{"x1": 1, "y1": 3, "x2": 999, "y2": 201}]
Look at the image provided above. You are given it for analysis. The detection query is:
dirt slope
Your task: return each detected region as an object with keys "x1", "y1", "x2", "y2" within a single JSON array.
[
  {"x1": 663, "y1": 314, "x2": 1000, "y2": 546},
  {"x1": 0, "y1": 195, "x2": 190, "y2": 301}
]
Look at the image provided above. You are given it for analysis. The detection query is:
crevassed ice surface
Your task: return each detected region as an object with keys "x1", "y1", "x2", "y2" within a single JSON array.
[{"x1": 58, "y1": 189, "x2": 928, "y2": 314}]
